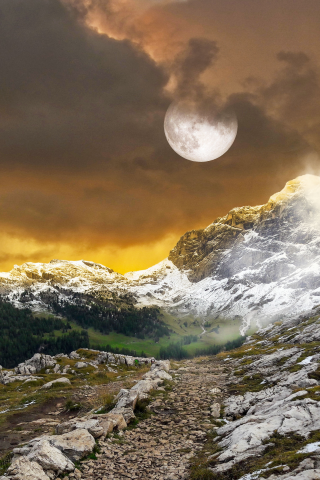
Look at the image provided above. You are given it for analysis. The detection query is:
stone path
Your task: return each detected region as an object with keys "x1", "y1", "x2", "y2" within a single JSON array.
[{"x1": 78, "y1": 357, "x2": 227, "y2": 480}]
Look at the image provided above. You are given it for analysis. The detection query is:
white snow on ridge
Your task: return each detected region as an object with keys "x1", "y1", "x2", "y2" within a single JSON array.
[{"x1": 1, "y1": 175, "x2": 320, "y2": 332}]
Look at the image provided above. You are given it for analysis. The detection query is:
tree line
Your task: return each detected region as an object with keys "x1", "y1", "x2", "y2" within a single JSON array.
[
  {"x1": 0, "y1": 299, "x2": 89, "y2": 368},
  {"x1": 51, "y1": 298, "x2": 170, "y2": 340}
]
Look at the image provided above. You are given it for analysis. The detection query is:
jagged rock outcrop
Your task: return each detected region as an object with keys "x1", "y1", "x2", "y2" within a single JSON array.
[
  {"x1": 1, "y1": 175, "x2": 320, "y2": 332},
  {"x1": 15, "y1": 354, "x2": 56, "y2": 376},
  {"x1": 209, "y1": 310, "x2": 320, "y2": 477},
  {"x1": 24, "y1": 439, "x2": 75, "y2": 473}
]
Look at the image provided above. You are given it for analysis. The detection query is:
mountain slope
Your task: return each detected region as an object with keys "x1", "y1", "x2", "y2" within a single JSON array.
[{"x1": 1, "y1": 174, "x2": 320, "y2": 333}]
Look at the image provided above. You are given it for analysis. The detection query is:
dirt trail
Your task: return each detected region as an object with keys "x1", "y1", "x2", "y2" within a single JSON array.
[{"x1": 79, "y1": 357, "x2": 227, "y2": 480}]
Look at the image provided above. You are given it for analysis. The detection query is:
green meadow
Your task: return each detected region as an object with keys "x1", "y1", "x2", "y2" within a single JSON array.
[{"x1": 46, "y1": 310, "x2": 245, "y2": 358}]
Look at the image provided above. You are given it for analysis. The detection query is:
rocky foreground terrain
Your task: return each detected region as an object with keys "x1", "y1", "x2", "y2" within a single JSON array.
[
  {"x1": 2, "y1": 307, "x2": 320, "y2": 479},
  {"x1": 1, "y1": 174, "x2": 320, "y2": 334}
]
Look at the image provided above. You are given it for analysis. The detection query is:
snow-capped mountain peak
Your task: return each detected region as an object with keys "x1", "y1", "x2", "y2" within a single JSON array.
[{"x1": 1, "y1": 174, "x2": 320, "y2": 332}]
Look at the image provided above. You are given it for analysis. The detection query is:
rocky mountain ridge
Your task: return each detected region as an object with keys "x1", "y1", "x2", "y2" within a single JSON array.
[{"x1": 1, "y1": 174, "x2": 320, "y2": 332}]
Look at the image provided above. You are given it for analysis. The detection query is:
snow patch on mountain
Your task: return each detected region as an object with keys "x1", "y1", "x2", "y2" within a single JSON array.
[{"x1": 1, "y1": 175, "x2": 320, "y2": 333}]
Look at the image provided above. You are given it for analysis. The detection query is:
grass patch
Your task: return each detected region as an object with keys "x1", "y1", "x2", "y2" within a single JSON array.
[
  {"x1": 94, "y1": 393, "x2": 116, "y2": 414},
  {"x1": 111, "y1": 432, "x2": 127, "y2": 445},
  {"x1": 0, "y1": 452, "x2": 13, "y2": 475},
  {"x1": 83, "y1": 443, "x2": 101, "y2": 461},
  {"x1": 189, "y1": 431, "x2": 221, "y2": 480},
  {"x1": 65, "y1": 399, "x2": 83, "y2": 412},
  {"x1": 309, "y1": 366, "x2": 320, "y2": 382},
  {"x1": 228, "y1": 373, "x2": 266, "y2": 395}
]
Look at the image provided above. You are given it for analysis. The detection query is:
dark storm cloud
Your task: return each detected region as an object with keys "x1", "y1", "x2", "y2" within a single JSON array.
[
  {"x1": 0, "y1": 0, "x2": 168, "y2": 171},
  {"x1": 260, "y1": 52, "x2": 320, "y2": 153},
  {"x1": 172, "y1": 38, "x2": 219, "y2": 100}
]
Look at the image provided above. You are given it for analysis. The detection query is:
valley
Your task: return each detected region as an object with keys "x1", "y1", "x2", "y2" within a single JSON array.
[{"x1": 2, "y1": 307, "x2": 320, "y2": 479}]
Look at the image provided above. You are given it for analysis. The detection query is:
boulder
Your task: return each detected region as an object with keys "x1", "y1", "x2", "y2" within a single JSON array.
[
  {"x1": 102, "y1": 413, "x2": 127, "y2": 431},
  {"x1": 49, "y1": 429, "x2": 95, "y2": 462},
  {"x1": 53, "y1": 364, "x2": 60, "y2": 374},
  {"x1": 27, "y1": 439, "x2": 74, "y2": 473},
  {"x1": 131, "y1": 379, "x2": 161, "y2": 400},
  {"x1": 144, "y1": 369, "x2": 172, "y2": 382},
  {"x1": 1, "y1": 374, "x2": 40, "y2": 385},
  {"x1": 98, "y1": 418, "x2": 114, "y2": 435},
  {"x1": 108, "y1": 406, "x2": 135, "y2": 423},
  {"x1": 40, "y1": 378, "x2": 71, "y2": 389},
  {"x1": 56, "y1": 418, "x2": 104, "y2": 438},
  {"x1": 15, "y1": 354, "x2": 56, "y2": 375},
  {"x1": 119, "y1": 356, "x2": 126, "y2": 365},
  {"x1": 55, "y1": 421, "x2": 77, "y2": 435},
  {"x1": 75, "y1": 419, "x2": 104, "y2": 438},
  {"x1": 125, "y1": 356, "x2": 135, "y2": 367},
  {"x1": 69, "y1": 351, "x2": 80, "y2": 359},
  {"x1": 151, "y1": 360, "x2": 170, "y2": 372},
  {"x1": 74, "y1": 362, "x2": 87, "y2": 369},
  {"x1": 6, "y1": 456, "x2": 50, "y2": 480},
  {"x1": 89, "y1": 416, "x2": 114, "y2": 435},
  {"x1": 96, "y1": 352, "x2": 108, "y2": 364},
  {"x1": 114, "y1": 389, "x2": 138, "y2": 410},
  {"x1": 211, "y1": 403, "x2": 221, "y2": 418}
]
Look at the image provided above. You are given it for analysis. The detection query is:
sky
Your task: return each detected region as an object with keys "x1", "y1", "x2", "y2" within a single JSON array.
[{"x1": 1, "y1": 0, "x2": 320, "y2": 273}]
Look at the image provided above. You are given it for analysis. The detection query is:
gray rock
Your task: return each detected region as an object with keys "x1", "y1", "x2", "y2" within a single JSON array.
[
  {"x1": 268, "y1": 363, "x2": 319, "y2": 388},
  {"x1": 247, "y1": 348, "x2": 301, "y2": 375},
  {"x1": 211, "y1": 403, "x2": 221, "y2": 418},
  {"x1": 49, "y1": 428, "x2": 95, "y2": 462},
  {"x1": 224, "y1": 386, "x2": 293, "y2": 418},
  {"x1": 291, "y1": 324, "x2": 320, "y2": 344},
  {"x1": 114, "y1": 389, "x2": 138, "y2": 410},
  {"x1": 69, "y1": 351, "x2": 80, "y2": 359},
  {"x1": 6, "y1": 456, "x2": 50, "y2": 480},
  {"x1": 74, "y1": 362, "x2": 87, "y2": 369},
  {"x1": 40, "y1": 378, "x2": 71, "y2": 389},
  {"x1": 75, "y1": 419, "x2": 104, "y2": 438},
  {"x1": 1, "y1": 374, "x2": 41, "y2": 385},
  {"x1": 56, "y1": 418, "x2": 105, "y2": 437},
  {"x1": 217, "y1": 397, "x2": 320, "y2": 465},
  {"x1": 210, "y1": 387, "x2": 222, "y2": 395},
  {"x1": 15, "y1": 354, "x2": 56, "y2": 376},
  {"x1": 143, "y1": 368, "x2": 172, "y2": 382},
  {"x1": 26, "y1": 439, "x2": 74, "y2": 473},
  {"x1": 130, "y1": 379, "x2": 161, "y2": 400}
]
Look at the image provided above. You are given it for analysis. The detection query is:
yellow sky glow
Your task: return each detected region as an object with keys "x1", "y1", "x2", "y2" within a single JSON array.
[{"x1": 0, "y1": 232, "x2": 179, "y2": 274}]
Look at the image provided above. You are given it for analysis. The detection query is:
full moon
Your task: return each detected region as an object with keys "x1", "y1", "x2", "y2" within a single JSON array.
[{"x1": 164, "y1": 101, "x2": 238, "y2": 162}]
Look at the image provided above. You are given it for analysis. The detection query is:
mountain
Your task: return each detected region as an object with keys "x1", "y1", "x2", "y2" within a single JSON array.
[{"x1": 1, "y1": 174, "x2": 320, "y2": 333}]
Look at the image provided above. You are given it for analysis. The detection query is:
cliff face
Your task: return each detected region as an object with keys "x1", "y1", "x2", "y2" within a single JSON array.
[
  {"x1": 169, "y1": 174, "x2": 320, "y2": 283},
  {"x1": 168, "y1": 205, "x2": 262, "y2": 282},
  {"x1": 1, "y1": 175, "x2": 320, "y2": 329}
]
